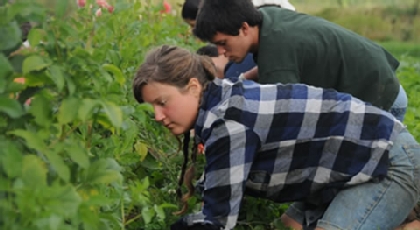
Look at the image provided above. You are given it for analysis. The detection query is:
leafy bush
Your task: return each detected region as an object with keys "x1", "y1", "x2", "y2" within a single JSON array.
[
  {"x1": 398, "y1": 57, "x2": 420, "y2": 138},
  {"x1": 0, "y1": 0, "x2": 199, "y2": 229}
]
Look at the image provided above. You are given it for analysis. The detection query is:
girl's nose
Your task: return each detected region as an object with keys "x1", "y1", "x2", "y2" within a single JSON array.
[{"x1": 154, "y1": 106, "x2": 165, "y2": 122}]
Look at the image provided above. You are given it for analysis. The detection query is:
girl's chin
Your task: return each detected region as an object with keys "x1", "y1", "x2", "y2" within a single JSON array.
[{"x1": 168, "y1": 126, "x2": 186, "y2": 135}]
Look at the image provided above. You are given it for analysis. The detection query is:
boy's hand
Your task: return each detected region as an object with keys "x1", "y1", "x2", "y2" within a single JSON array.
[{"x1": 242, "y1": 66, "x2": 259, "y2": 81}]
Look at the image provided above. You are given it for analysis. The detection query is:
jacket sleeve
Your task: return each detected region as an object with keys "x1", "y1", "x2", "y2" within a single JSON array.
[{"x1": 179, "y1": 119, "x2": 261, "y2": 229}]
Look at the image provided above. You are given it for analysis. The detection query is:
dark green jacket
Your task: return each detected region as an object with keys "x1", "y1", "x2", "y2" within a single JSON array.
[{"x1": 255, "y1": 7, "x2": 400, "y2": 110}]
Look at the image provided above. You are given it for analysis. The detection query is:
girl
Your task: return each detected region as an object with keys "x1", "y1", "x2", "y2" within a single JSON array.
[{"x1": 133, "y1": 45, "x2": 420, "y2": 230}]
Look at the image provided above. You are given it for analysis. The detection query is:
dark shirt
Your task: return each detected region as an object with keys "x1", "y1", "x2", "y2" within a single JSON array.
[{"x1": 255, "y1": 7, "x2": 400, "y2": 110}]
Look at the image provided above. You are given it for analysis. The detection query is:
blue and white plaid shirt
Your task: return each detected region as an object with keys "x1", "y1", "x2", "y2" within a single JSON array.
[{"x1": 182, "y1": 78, "x2": 405, "y2": 229}]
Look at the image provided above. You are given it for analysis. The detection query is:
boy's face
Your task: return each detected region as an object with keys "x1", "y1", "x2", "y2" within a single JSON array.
[{"x1": 210, "y1": 23, "x2": 252, "y2": 64}]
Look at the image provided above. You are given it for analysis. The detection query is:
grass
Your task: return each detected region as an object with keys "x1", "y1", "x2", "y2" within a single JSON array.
[{"x1": 380, "y1": 42, "x2": 420, "y2": 58}]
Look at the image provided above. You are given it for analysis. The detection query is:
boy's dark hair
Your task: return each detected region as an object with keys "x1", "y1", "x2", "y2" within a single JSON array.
[
  {"x1": 181, "y1": 0, "x2": 202, "y2": 20},
  {"x1": 194, "y1": 0, "x2": 262, "y2": 42},
  {"x1": 196, "y1": 44, "x2": 218, "y2": 57}
]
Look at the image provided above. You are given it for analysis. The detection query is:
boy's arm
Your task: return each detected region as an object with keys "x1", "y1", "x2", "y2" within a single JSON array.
[
  {"x1": 241, "y1": 66, "x2": 259, "y2": 81},
  {"x1": 253, "y1": 0, "x2": 296, "y2": 11}
]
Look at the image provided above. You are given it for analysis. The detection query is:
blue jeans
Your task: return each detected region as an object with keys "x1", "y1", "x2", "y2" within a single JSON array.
[
  {"x1": 389, "y1": 85, "x2": 408, "y2": 122},
  {"x1": 285, "y1": 130, "x2": 420, "y2": 229}
]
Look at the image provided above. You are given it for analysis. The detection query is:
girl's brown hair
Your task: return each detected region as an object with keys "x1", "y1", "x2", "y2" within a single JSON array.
[{"x1": 133, "y1": 45, "x2": 217, "y2": 215}]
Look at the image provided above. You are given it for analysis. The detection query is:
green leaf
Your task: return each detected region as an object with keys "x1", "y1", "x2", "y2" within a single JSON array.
[
  {"x1": 67, "y1": 146, "x2": 90, "y2": 169},
  {"x1": 83, "y1": 159, "x2": 122, "y2": 185},
  {"x1": 47, "y1": 184, "x2": 82, "y2": 217},
  {"x1": 34, "y1": 215, "x2": 63, "y2": 230},
  {"x1": 100, "y1": 101, "x2": 122, "y2": 128},
  {"x1": 58, "y1": 98, "x2": 79, "y2": 125},
  {"x1": 273, "y1": 218, "x2": 284, "y2": 230},
  {"x1": 137, "y1": 177, "x2": 149, "y2": 191},
  {"x1": 0, "y1": 21, "x2": 21, "y2": 52},
  {"x1": 134, "y1": 141, "x2": 148, "y2": 162},
  {"x1": 0, "y1": 53, "x2": 13, "y2": 79},
  {"x1": 102, "y1": 64, "x2": 125, "y2": 86},
  {"x1": 55, "y1": 0, "x2": 69, "y2": 18},
  {"x1": 22, "y1": 155, "x2": 47, "y2": 188},
  {"x1": 29, "y1": 94, "x2": 52, "y2": 127},
  {"x1": 154, "y1": 204, "x2": 165, "y2": 220},
  {"x1": 78, "y1": 99, "x2": 98, "y2": 122},
  {"x1": 140, "y1": 155, "x2": 161, "y2": 170},
  {"x1": 49, "y1": 65, "x2": 65, "y2": 91},
  {"x1": 0, "y1": 97, "x2": 23, "y2": 118},
  {"x1": 9, "y1": 129, "x2": 46, "y2": 151},
  {"x1": 141, "y1": 207, "x2": 155, "y2": 224},
  {"x1": 28, "y1": 29, "x2": 44, "y2": 47},
  {"x1": 106, "y1": 50, "x2": 121, "y2": 66},
  {"x1": 0, "y1": 141, "x2": 22, "y2": 178},
  {"x1": 22, "y1": 56, "x2": 48, "y2": 74},
  {"x1": 65, "y1": 77, "x2": 76, "y2": 95},
  {"x1": 43, "y1": 150, "x2": 70, "y2": 182}
]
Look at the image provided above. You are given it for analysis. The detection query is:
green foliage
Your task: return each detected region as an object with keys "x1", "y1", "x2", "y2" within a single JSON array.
[
  {"x1": 397, "y1": 57, "x2": 420, "y2": 138},
  {"x1": 381, "y1": 42, "x2": 420, "y2": 58},
  {"x1": 315, "y1": 6, "x2": 420, "y2": 43},
  {"x1": 0, "y1": 0, "x2": 198, "y2": 229}
]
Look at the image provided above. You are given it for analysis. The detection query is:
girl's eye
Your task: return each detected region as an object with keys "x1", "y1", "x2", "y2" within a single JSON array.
[{"x1": 158, "y1": 100, "x2": 166, "y2": 106}]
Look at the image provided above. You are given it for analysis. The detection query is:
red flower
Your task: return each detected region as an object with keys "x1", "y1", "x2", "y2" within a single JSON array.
[
  {"x1": 197, "y1": 143, "x2": 204, "y2": 155},
  {"x1": 160, "y1": 1, "x2": 171, "y2": 14}
]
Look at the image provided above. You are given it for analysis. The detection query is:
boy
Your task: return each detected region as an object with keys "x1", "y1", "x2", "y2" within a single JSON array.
[{"x1": 194, "y1": 0, "x2": 407, "y2": 122}]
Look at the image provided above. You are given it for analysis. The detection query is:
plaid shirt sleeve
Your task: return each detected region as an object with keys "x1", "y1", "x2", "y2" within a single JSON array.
[{"x1": 181, "y1": 119, "x2": 261, "y2": 229}]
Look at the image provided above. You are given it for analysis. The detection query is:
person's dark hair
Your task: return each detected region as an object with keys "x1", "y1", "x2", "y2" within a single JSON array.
[
  {"x1": 181, "y1": 0, "x2": 202, "y2": 20},
  {"x1": 196, "y1": 44, "x2": 218, "y2": 57},
  {"x1": 20, "y1": 22, "x2": 32, "y2": 42},
  {"x1": 194, "y1": 0, "x2": 262, "y2": 42}
]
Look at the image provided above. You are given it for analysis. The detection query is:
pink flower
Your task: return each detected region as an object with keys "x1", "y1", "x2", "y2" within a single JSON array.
[
  {"x1": 95, "y1": 8, "x2": 102, "y2": 16},
  {"x1": 107, "y1": 5, "x2": 114, "y2": 13},
  {"x1": 14, "y1": 78, "x2": 26, "y2": 84},
  {"x1": 77, "y1": 0, "x2": 86, "y2": 7},
  {"x1": 96, "y1": 0, "x2": 108, "y2": 8},
  {"x1": 25, "y1": 98, "x2": 32, "y2": 106}
]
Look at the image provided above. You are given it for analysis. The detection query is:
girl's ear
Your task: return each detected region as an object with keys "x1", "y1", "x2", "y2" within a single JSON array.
[{"x1": 188, "y1": 78, "x2": 202, "y2": 97}]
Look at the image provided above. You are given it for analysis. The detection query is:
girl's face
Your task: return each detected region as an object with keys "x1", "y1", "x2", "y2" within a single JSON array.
[{"x1": 141, "y1": 80, "x2": 201, "y2": 135}]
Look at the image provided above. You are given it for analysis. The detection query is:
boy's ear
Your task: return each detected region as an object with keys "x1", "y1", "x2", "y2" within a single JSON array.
[{"x1": 241, "y1": 22, "x2": 250, "y2": 35}]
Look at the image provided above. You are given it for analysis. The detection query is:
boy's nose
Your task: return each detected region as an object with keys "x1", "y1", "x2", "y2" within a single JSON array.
[{"x1": 217, "y1": 46, "x2": 226, "y2": 56}]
